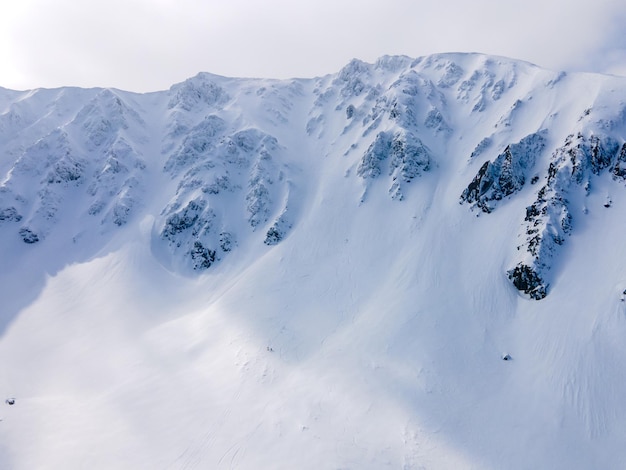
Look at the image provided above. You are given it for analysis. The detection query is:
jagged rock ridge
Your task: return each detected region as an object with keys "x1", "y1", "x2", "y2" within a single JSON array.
[{"x1": 1, "y1": 53, "x2": 626, "y2": 298}]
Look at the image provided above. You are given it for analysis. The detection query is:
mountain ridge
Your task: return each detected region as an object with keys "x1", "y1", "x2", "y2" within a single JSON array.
[
  {"x1": 2, "y1": 53, "x2": 626, "y2": 469},
  {"x1": 2, "y1": 52, "x2": 626, "y2": 297}
]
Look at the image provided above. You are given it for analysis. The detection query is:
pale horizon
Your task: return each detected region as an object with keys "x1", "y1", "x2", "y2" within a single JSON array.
[{"x1": 1, "y1": 0, "x2": 626, "y2": 92}]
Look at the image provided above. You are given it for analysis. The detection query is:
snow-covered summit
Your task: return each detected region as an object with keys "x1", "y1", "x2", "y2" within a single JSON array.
[
  {"x1": 2, "y1": 53, "x2": 626, "y2": 469},
  {"x1": 3, "y1": 53, "x2": 625, "y2": 296}
]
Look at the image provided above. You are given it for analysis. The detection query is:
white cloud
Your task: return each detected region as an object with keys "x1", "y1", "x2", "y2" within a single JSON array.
[{"x1": 1, "y1": 0, "x2": 625, "y2": 91}]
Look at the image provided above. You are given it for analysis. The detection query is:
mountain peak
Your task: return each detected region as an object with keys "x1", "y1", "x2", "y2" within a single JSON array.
[
  {"x1": 2, "y1": 53, "x2": 626, "y2": 469},
  {"x1": 2, "y1": 53, "x2": 626, "y2": 292}
]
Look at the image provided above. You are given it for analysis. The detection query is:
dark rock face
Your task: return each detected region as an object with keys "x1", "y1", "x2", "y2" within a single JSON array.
[
  {"x1": 219, "y1": 232, "x2": 234, "y2": 252},
  {"x1": 19, "y1": 227, "x2": 39, "y2": 244},
  {"x1": 346, "y1": 105, "x2": 355, "y2": 119},
  {"x1": 507, "y1": 263, "x2": 547, "y2": 300},
  {"x1": 264, "y1": 226, "x2": 283, "y2": 246},
  {"x1": 264, "y1": 208, "x2": 292, "y2": 246},
  {"x1": 508, "y1": 132, "x2": 622, "y2": 299},
  {"x1": 611, "y1": 143, "x2": 626, "y2": 180},
  {"x1": 0, "y1": 207, "x2": 22, "y2": 223},
  {"x1": 190, "y1": 241, "x2": 216, "y2": 270},
  {"x1": 461, "y1": 132, "x2": 546, "y2": 212},
  {"x1": 161, "y1": 199, "x2": 207, "y2": 241},
  {"x1": 462, "y1": 160, "x2": 490, "y2": 209},
  {"x1": 160, "y1": 199, "x2": 222, "y2": 269},
  {"x1": 459, "y1": 131, "x2": 559, "y2": 300},
  {"x1": 461, "y1": 128, "x2": 625, "y2": 300}
]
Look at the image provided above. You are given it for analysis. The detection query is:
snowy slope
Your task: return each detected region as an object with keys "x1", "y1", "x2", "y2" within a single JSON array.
[{"x1": 1, "y1": 53, "x2": 626, "y2": 469}]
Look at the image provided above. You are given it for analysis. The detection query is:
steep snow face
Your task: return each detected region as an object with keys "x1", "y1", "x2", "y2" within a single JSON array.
[
  {"x1": 4, "y1": 53, "x2": 624, "y2": 292},
  {"x1": 2, "y1": 54, "x2": 626, "y2": 469}
]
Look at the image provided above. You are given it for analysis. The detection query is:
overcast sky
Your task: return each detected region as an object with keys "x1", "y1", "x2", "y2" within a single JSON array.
[{"x1": 2, "y1": 0, "x2": 626, "y2": 92}]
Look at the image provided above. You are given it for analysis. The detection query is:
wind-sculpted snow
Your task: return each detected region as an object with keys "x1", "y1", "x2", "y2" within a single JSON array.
[
  {"x1": 87, "y1": 137, "x2": 146, "y2": 227},
  {"x1": 470, "y1": 136, "x2": 493, "y2": 159},
  {"x1": 167, "y1": 73, "x2": 230, "y2": 112},
  {"x1": 335, "y1": 59, "x2": 372, "y2": 98},
  {"x1": 74, "y1": 89, "x2": 145, "y2": 150},
  {"x1": 2, "y1": 129, "x2": 85, "y2": 242},
  {"x1": 454, "y1": 60, "x2": 519, "y2": 112},
  {"x1": 0, "y1": 90, "x2": 147, "y2": 242},
  {"x1": 163, "y1": 115, "x2": 227, "y2": 176}
]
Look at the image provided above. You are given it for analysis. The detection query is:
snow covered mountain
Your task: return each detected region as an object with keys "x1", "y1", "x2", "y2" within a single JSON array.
[{"x1": 2, "y1": 53, "x2": 626, "y2": 469}]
